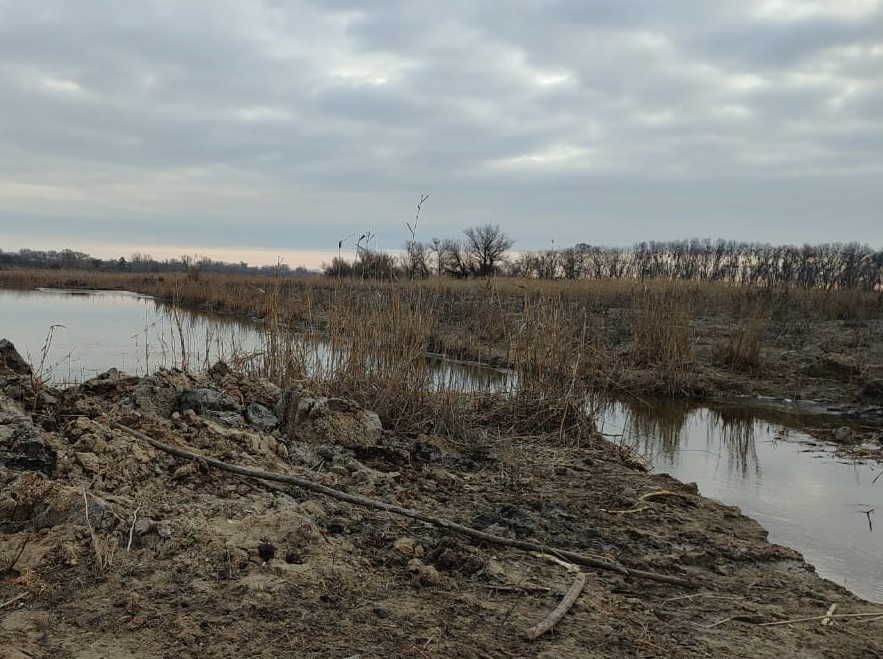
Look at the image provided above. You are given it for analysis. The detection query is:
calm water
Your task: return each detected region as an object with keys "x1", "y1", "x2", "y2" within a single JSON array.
[
  {"x1": 1, "y1": 288, "x2": 262, "y2": 382},
  {"x1": 0, "y1": 287, "x2": 513, "y2": 389},
  {"x1": 1, "y1": 288, "x2": 881, "y2": 602},
  {"x1": 599, "y1": 398, "x2": 882, "y2": 603}
]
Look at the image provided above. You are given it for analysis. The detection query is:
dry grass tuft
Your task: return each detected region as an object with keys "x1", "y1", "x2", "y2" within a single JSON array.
[{"x1": 713, "y1": 318, "x2": 764, "y2": 373}]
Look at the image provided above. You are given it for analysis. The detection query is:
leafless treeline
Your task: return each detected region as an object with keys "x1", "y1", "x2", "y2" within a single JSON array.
[{"x1": 512, "y1": 239, "x2": 883, "y2": 290}]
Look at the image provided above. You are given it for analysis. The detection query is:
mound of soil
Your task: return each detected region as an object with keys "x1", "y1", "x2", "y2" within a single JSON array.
[{"x1": 1, "y1": 355, "x2": 881, "y2": 657}]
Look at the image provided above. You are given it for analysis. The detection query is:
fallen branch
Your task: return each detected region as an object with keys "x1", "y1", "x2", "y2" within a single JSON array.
[
  {"x1": 115, "y1": 423, "x2": 694, "y2": 588},
  {"x1": 523, "y1": 571, "x2": 587, "y2": 640}
]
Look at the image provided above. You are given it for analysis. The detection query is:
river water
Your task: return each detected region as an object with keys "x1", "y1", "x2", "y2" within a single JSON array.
[{"x1": 1, "y1": 287, "x2": 881, "y2": 602}]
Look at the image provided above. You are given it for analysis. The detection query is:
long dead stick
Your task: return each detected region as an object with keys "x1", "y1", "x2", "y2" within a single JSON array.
[{"x1": 114, "y1": 423, "x2": 693, "y2": 588}]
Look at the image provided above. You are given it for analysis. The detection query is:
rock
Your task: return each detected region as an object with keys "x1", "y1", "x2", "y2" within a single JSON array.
[
  {"x1": 287, "y1": 442, "x2": 322, "y2": 468},
  {"x1": 0, "y1": 339, "x2": 32, "y2": 376},
  {"x1": 279, "y1": 388, "x2": 383, "y2": 449},
  {"x1": 178, "y1": 388, "x2": 240, "y2": 415},
  {"x1": 393, "y1": 537, "x2": 424, "y2": 558},
  {"x1": 860, "y1": 379, "x2": 883, "y2": 404},
  {"x1": 38, "y1": 392, "x2": 58, "y2": 409},
  {"x1": 0, "y1": 392, "x2": 57, "y2": 476},
  {"x1": 407, "y1": 558, "x2": 441, "y2": 585},
  {"x1": 245, "y1": 402, "x2": 278, "y2": 430},
  {"x1": 832, "y1": 426, "x2": 853, "y2": 443},
  {"x1": 81, "y1": 368, "x2": 140, "y2": 396},
  {"x1": 133, "y1": 517, "x2": 155, "y2": 536},
  {"x1": 120, "y1": 370, "x2": 188, "y2": 418},
  {"x1": 258, "y1": 542, "x2": 276, "y2": 562},
  {"x1": 74, "y1": 451, "x2": 102, "y2": 473}
]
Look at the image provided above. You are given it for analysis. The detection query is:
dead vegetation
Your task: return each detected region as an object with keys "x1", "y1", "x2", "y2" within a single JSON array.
[{"x1": 3, "y1": 270, "x2": 883, "y2": 406}]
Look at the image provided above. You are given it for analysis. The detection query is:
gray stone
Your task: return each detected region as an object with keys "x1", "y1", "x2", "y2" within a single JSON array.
[
  {"x1": 861, "y1": 379, "x2": 883, "y2": 404},
  {"x1": 0, "y1": 339, "x2": 32, "y2": 376},
  {"x1": 245, "y1": 402, "x2": 278, "y2": 430},
  {"x1": 0, "y1": 392, "x2": 56, "y2": 476},
  {"x1": 120, "y1": 371, "x2": 187, "y2": 418},
  {"x1": 178, "y1": 388, "x2": 240, "y2": 415},
  {"x1": 279, "y1": 389, "x2": 382, "y2": 449}
]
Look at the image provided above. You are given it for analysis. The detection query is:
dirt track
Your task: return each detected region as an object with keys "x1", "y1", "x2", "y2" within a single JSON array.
[{"x1": 1, "y1": 344, "x2": 882, "y2": 658}]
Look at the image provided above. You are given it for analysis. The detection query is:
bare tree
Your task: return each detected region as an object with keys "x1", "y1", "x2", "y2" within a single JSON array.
[
  {"x1": 438, "y1": 239, "x2": 474, "y2": 278},
  {"x1": 401, "y1": 240, "x2": 430, "y2": 279},
  {"x1": 463, "y1": 224, "x2": 514, "y2": 276}
]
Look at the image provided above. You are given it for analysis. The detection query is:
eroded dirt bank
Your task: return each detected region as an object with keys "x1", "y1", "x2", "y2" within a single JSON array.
[{"x1": 1, "y1": 351, "x2": 882, "y2": 657}]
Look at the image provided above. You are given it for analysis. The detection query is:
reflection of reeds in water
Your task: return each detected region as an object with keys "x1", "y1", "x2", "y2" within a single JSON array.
[
  {"x1": 605, "y1": 397, "x2": 762, "y2": 478},
  {"x1": 608, "y1": 396, "x2": 692, "y2": 461},
  {"x1": 708, "y1": 407, "x2": 761, "y2": 479},
  {"x1": 134, "y1": 300, "x2": 263, "y2": 377}
]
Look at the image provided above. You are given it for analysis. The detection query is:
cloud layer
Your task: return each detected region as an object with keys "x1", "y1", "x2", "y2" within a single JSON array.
[{"x1": 1, "y1": 0, "x2": 881, "y2": 264}]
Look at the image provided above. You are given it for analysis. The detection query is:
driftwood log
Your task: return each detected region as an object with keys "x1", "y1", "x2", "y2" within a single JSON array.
[{"x1": 114, "y1": 423, "x2": 693, "y2": 588}]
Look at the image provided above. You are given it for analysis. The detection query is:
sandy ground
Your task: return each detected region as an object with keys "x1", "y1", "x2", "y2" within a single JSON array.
[{"x1": 1, "y1": 346, "x2": 882, "y2": 658}]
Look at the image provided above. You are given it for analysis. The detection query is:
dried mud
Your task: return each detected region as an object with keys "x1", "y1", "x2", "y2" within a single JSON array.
[{"x1": 1, "y1": 352, "x2": 882, "y2": 658}]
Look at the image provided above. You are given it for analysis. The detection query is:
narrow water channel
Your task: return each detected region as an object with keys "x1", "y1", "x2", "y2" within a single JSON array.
[
  {"x1": 597, "y1": 398, "x2": 882, "y2": 603},
  {"x1": 1, "y1": 287, "x2": 881, "y2": 603}
]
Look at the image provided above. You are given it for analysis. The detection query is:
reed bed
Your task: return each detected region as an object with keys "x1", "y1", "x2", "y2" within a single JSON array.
[{"x1": 3, "y1": 269, "x2": 882, "y2": 440}]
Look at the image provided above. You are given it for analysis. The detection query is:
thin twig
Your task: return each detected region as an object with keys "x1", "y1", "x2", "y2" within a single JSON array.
[
  {"x1": 115, "y1": 422, "x2": 695, "y2": 588},
  {"x1": 127, "y1": 506, "x2": 141, "y2": 552},
  {"x1": 705, "y1": 615, "x2": 738, "y2": 629},
  {"x1": 661, "y1": 592, "x2": 744, "y2": 606},
  {"x1": 532, "y1": 551, "x2": 581, "y2": 573},
  {"x1": 481, "y1": 584, "x2": 552, "y2": 594},
  {"x1": 523, "y1": 571, "x2": 587, "y2": 640},
  {"x1": 759, "y1": 612, "x2": 883, "y2": 626},
  {"x1": 638, "y1": 490, "x2": 692, "y2": 502},
  {"x1": 0, "y1": 591, "x2": 30, "y2": 609}
]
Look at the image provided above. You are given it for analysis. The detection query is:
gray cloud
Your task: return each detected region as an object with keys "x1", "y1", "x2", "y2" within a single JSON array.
[{"x1": 1, "y1": 0, "x2": 881, "y2": 264}]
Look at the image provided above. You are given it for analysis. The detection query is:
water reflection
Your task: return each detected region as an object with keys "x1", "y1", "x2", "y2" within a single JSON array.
[
  {"x1": 712, "y1": 407, "x2": 761, "y2": 479},
  {"x1": 597, "y1": 397, "x2": 764, "y2": 478},
  {"x1": 596, "y1": 398, "x2": 883, "y2": 603},
  {"x1": 1, "y1": 288, "x2": 517, "y2": 393}
]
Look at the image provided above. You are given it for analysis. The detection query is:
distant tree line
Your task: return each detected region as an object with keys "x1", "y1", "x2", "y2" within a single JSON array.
[
  {"x1": 5, "y1": 237, "x2": 882, "y2": 291},
  {"x1": 0, "y1": 248, "x2": 315, "y2": 277},
  {"x1": 328, "y1": 231, "x2": 883, "y2": 291},
  {"x1": 511, "y1": 239, "x2": 883, "y2": 291}
]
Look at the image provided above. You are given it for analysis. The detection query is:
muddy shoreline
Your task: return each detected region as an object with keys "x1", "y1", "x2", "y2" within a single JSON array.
[{"x1": 1, "y1": 342, "x2": 882, "y2": 657}]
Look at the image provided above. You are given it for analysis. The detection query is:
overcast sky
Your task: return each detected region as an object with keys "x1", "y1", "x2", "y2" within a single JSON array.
[{"x1": 1, "y1": 0, "x2": 881, "y2": 267}]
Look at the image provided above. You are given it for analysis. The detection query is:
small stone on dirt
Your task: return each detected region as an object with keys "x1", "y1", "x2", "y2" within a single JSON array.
[{"x1": 258, "y1": 542, "x2": 275, "y2": 562}]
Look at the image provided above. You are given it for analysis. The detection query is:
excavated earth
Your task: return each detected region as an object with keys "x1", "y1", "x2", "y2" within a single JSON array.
[{"x1": 1, "y1": 345, "x2": 882, "y2": 658}]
